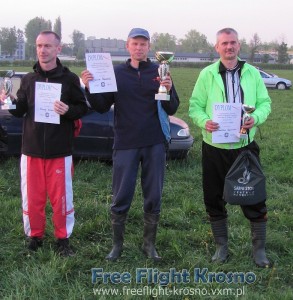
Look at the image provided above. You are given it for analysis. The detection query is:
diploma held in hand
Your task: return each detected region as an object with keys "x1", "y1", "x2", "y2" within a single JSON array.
[
  {"x1": 34, "y1": 82, "x2": 62, "y2": 124},
  {"x1": 212, "y1": 102, "x2": 242, "y2": 143},
  {"x1": 85, "y1": 53, "x2": 117, "y2": 93}
]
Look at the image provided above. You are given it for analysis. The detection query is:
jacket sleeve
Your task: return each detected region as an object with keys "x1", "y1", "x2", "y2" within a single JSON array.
[
  {"x1": 160, "y1": 83, "x2": 180, "y2": 115},
  {"x1": 189, "y1": 70, "x2": 211, "y2": 129},
  {"x1": 63, "y1": 74, "x2": 88, "y2": 120},
  {"x1": 85, "y1": 88, "x2": 115, "y2": 113}
]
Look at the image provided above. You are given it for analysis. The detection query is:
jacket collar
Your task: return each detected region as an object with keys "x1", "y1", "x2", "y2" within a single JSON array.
[
  {"x1": 219, "y1": 59, "x2": 246, "y2": 73},
  {"x1": 126, "y1": 58, "x2": 151, "y2": 70},
  {"x1": 33, "y1": 58, "x2": 67, "y2": 78}
]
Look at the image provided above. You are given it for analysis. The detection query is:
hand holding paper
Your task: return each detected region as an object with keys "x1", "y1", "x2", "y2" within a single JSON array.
[{"x1": 54, "y1": 100, "x2": 69, "y2": 115}]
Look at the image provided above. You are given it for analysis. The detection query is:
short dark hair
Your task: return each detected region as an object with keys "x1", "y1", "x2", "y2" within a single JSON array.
[{"x1": 38, "y1": 30, "x2": 61, "y2": 44}]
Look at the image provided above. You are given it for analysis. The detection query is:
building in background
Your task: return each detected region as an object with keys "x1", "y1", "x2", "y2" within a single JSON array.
[
  {"x1": 84, "y1": 37, "x2": 278, "y2": 64},
  {"x1": 0, "y1": 35, "x2": 285, "y2": 64},
  {"x1": 15, "y1": 30, "x2": 25, "y2": 60},
  {"x1": 85, "y1": 37, "x2": 126, "y2": 53},
  {"x1": 0, "y1": 30, "x2": 25, "y2": 61}
]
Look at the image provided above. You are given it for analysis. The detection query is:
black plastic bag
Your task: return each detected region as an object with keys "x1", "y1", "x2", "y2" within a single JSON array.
[{"x1": 224, "y1": 150, "x2": 266, "y2": 205}]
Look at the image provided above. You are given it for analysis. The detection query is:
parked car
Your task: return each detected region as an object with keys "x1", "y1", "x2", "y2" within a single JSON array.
[
  {"x1": 258, "y1": 68, "x2": 292, "y2": 90},
  {"x1": 0, "y1": 71, "x2": 194, "y2": 160}
]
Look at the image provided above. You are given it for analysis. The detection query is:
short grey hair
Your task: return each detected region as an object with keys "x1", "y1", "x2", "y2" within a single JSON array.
[{"x1": 216, "y1": 28, "x2": 238, "y2": 40}]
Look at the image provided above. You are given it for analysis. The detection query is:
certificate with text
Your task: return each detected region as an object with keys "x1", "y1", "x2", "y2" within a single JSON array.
[
  {"x1": 34, "y1": 82, "x2": 62, "y2": 124},
  {"x1": 212, "y1": 102, "x2": 242, "y2": 143},
  {"x1": 85, "y1": 53, "x2": 117, "y2": 93}
]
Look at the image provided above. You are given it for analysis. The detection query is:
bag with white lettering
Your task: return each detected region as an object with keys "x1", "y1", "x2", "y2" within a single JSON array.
[{"x1": 224, "y1": 150, "x2": 266, "y2": 205}]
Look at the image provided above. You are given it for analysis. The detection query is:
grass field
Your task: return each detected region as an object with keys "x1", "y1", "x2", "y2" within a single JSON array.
[{"x1": 0, "y1": 66, "x2": 292, "y2": 299}]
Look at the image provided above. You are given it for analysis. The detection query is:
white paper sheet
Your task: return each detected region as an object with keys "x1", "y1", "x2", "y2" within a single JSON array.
[
  {"x1": 34, "y1": 82, "x2": 62, "y2": 124},
  {"x1": 85, "y1": 53, "x2": 117, "y2": 93},
  {"x1": 212, "y1": 102, "x2": 242, "y2": 143}
]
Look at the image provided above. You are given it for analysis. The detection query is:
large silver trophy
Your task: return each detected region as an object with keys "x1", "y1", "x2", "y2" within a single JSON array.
[
  {"x1": 240, "y1": 104, "x2": 255, "y2": 139},
  {"x1": 1, "y1": 70, "x2": 16, "y2": 110},
  {"x1": 155, "y1": 51, "x2": 174, "y2": 101}
]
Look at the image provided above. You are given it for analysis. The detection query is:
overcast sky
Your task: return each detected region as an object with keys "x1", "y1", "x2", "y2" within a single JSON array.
[{"x1": 2, "y1": 0, "x2": 293, "y2": 47}]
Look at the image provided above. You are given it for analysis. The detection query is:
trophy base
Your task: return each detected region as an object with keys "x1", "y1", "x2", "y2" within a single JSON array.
[
  {"x1": 1, "y1": 103, "x2": 16, "y2": 110},
  {"x1": 155, "y1": 93, "x2": 170, "y2": 101}
]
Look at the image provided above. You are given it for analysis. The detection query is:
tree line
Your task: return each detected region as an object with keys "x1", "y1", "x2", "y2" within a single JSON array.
[{"x1": 0, "y1": 16, "x2": 291, "y2": 64}]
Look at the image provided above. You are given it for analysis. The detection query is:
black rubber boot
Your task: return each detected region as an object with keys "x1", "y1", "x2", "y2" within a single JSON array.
[
  {"x1": 56, "y1": 238, "x2": 75, "y2": 257},
  {"x1": 251, "y1": 221, "x2": 270, "y2": 268},
  {"x1": 27, "y1": 237, "x2": 43, "y2": 252},
  {"x1": 210, "y1": 219, "x2": 228, "y2": 263},
  {"x1": 142, "y1": 213, "x2": 162, "y2": 261},
  {"x1": 105, "y1": 213, "x2": 127, "y2": 261}
]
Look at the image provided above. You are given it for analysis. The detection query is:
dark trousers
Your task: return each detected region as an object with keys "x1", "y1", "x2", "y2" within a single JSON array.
[
  {"x1": 202, "y1": 141, "x2": 267, "y2": 222},
  {"x1": 111, "y1": 143, "x2": 166, "y2": 214}
]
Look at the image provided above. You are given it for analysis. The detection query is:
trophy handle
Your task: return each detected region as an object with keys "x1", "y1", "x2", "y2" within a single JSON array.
[{"x1": 5, "y1": 70, "x2": 15, "y2": 78}]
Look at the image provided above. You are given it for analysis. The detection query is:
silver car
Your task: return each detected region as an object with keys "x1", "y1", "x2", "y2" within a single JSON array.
[{"x1": 258, "y1": 69, "x2": 292, "y2": 90}]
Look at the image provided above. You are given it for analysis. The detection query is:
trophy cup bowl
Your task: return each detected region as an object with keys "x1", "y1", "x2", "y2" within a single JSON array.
[
  {"x1": 242, "y1": 104, "x2": 256, "y2": 115},
  {"x1": 1, "y1": 70, "x2": 16, "y2": 110},
  {"x1": 155, "y1": 51, "x2": 174, "y2": 101},
  {"x1": 240, "y1": 104, "x2": 255, "y2": 138}
]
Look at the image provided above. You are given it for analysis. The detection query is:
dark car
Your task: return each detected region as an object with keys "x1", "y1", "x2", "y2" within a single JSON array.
[{"x1": 0, "y1": 71, "x2": 194, "y2": 160}]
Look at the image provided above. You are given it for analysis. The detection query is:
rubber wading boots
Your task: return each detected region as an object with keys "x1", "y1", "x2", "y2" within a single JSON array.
[
  {"x1": 142, "y1": 212, "x2": 162, "y2": 261},
  {"x1": 251, "y1": 221, "x2": 270, "y2": 268},
  {"x1": 210, "y1": 218, "x2": 229, "y2": 263},
  {"x1": 105, "y1": 212, "x2": 127, "y2": 261}
]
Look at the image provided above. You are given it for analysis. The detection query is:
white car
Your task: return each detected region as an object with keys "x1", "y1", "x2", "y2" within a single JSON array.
[{"x1": 258, "y1": 69, "x2": 292, "y2": 90}]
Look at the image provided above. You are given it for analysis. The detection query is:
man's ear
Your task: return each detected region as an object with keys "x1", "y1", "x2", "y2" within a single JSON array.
[
  {"x1": 214, "y1": 43, "x2": 218, "y2": 53},
  {"x1": 57, "y1": 44, "x2": 62, "y2": 55}
]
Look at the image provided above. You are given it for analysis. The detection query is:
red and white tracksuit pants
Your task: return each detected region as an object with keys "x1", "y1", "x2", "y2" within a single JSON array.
[{"x1": 21, "y1": 154, "x2": 75, "y2": 239}]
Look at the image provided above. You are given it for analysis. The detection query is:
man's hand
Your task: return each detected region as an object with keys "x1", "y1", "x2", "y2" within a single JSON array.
[
  {"x1": 0, "y1": 90, "x2": 14, "y2": 104},
  {"x1": 54, "y1": 101, "x2": 69, "y2": 115},
  {"x1": 81, "y1": 70, "x2": 94, "y2": 90},
  {"x1": 241, "y1": 116, "x2": 255, "y2": 130},
  {"x1": 160, "y1": 72, "x2": 173, "y2": 92},
  {"x1": 205, "y1": 120, "x2": 219, "y2": 133}
]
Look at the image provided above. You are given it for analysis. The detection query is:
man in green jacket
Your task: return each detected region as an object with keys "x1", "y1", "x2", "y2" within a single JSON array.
[{"x1": 189, "y1": 28, "x2": 271, "y2": 267}]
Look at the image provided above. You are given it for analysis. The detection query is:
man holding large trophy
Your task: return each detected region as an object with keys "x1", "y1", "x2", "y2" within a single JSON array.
[{"x1": 81, "y1": 27, "x2": 179, "y2": 262}]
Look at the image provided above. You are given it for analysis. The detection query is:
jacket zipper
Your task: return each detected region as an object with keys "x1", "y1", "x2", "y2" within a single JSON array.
[{"x1": 43, "y1": 77, "x2": 49, "y2": 156}]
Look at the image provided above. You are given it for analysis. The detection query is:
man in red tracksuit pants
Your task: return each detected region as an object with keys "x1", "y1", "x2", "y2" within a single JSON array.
[{"x1": 3, "y1": 31, "x2": 88, "y2": 256}]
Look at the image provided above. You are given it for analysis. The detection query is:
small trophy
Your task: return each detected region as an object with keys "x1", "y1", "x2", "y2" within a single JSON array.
[
  {"x1": 240, "y1": 104, "x2": 255, "y2": 139},
  {"x1": 155, "y1": 51, "x2": 174, "y2": 101},
  {"x1": 1, "y1": 70, "x2": 16, "y2": 110}
]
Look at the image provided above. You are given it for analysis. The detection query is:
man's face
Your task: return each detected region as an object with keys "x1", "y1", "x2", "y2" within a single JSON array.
[
  {"x1": 126, "y1": 37, "x2": 150, "y2": 62},
  {"x1": 36, "y1": 33, "x2": 61, "y2": 65},
  {"x1": 215, "y1": 32, "x2": 240, "y2": 61}
]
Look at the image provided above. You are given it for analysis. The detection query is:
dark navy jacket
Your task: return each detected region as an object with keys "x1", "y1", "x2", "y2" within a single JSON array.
[{"x1": 86, "y1": 59, "x2": 179, "y2": 150}]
